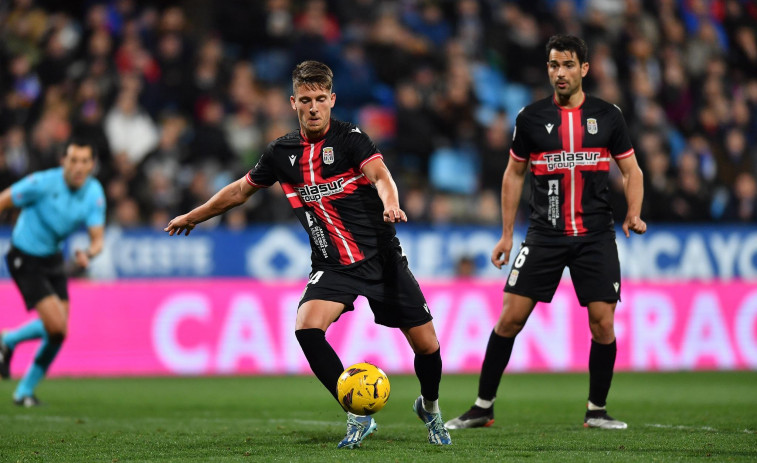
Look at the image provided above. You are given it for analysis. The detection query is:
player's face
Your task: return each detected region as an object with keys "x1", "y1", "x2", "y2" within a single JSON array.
[
  {"x1": 547, "y1": 49, "x2": 589, "y2": 101},
  {"x1": 62, "y1": 144, "x2": 95, "y2": 189},
  {"x1": 291, "y1": 84, "x2": 335, "y2": 140}
]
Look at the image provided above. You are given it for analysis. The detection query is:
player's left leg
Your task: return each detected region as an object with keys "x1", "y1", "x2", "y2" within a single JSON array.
[
  {"x1": 571, "y1": 240, "x2": 626, "y2": 429},
  {"x1": 14, "y1": 296, "x2": 69, "y2": 406},
  {"x1": 402, "y1": 322, "x2": 451, "y2": 445},
  {"x1": 584, "y1": 300, "x2": 626, "y2": 429}
]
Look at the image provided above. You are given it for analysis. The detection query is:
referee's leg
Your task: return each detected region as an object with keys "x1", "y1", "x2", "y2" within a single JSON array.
[{"x1": 14, "y1": 295, "x2": 68, "y2": 403}]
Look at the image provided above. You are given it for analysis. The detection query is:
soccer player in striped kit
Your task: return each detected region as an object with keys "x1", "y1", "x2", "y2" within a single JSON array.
[
  {"x1": 165, "y1": 60, "x2": 451, "y2": 448},
  {"x1": 446, "y1": 35, "x2": 646, "y2": 431}
]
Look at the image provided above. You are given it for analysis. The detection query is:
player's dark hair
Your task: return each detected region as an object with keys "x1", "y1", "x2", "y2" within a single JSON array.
[
  {"x1": 292, "y1": 60, "x2": 333, "y2": 94},
  {"x1": 66, "y1": 135, "x2": 98, "y2": 160},
  {"x1": 546, "y1": 35, "x2": 588, "y2": 64}
]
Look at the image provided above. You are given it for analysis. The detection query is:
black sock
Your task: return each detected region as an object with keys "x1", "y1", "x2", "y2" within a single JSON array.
[
  {"x1": 295, "y1": 328, "x2": 344, "y2": 401},
  {"x1": 414, "y1": 348, "x2": 442, "y2": 401},
  {"x1": 477, "y1": 330, "x2": 515, "y2": 402},
  {"x1": 588, "y1": 339, "x2": 617, "y2": 408}
]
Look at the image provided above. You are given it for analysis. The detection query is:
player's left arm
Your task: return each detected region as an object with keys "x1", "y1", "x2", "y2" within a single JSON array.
[
  {"x1": 615, "y1": 154, "x2": 646, "y2": 238},
  {"x1": 361, "y1": 158, "x2": 407, "y2": 223},
  {"x1": 75, "y1": 225, "x2": 104, "y2": 268}
]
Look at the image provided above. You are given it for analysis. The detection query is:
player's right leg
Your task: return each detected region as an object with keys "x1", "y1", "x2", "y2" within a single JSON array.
[
  {"x1": 445, "y1": 292, "x2": 537, "y2": 430},
  {"x1": 337, "y1": 413, "x2": 377, "y2": 449},
  {"x1": 294, "y1": 299, "x2": 347, "y2": 401},
  {"x1": 295, "y1": 296, "x2": 379, "y2": 448}
]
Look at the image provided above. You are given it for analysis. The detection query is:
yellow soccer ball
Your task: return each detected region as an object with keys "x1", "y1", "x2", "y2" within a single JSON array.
[{"x1": 336, "y1": 362, "x2": 390, "y2": 415}]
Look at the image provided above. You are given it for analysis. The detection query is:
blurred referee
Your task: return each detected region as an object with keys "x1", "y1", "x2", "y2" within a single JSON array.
[{"x1": 0, "y1": 137, "x2": 105, "y2": 407}]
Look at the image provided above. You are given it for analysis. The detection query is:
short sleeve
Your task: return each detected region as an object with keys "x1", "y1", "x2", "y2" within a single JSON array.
[
  {"x1": 10, "y1": 171, "x2": 47, "y2": 207},
  {"x1": 346, "y1": 126, "x2": 382, "y2": 169},
  {"x1": 509, "y1": 109, "x2": 529, "y2": 162},
  {"x1": 246, "y1": 142, "x2": 277, "y2": 188},
  {"x1": 608, "y1": 105, "x2": 634, "y2": 159},
  {"x1": 86, "y1": 182, "x2": 107, "y2": 227}
]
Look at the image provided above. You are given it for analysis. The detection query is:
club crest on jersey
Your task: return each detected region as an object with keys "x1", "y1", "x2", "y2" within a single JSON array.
[
  {"x1": 587, "y1": 118, "x2": 598, "y2": 135},
  {"x1": 323, "y1": 147, "x2": 334, "y2": 165}
]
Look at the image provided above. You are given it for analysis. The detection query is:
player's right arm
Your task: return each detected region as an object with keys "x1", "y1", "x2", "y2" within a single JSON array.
[
  {"x1": 165, "y1": 177, "x2": 259, "y2": 236},
  {"x1": 492, "y1": 157, "x2": 528, "y2": 269}
]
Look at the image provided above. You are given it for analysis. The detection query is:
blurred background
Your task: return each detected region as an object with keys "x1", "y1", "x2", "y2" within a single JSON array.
[{"x1": 0, "y1": 0, "x2": 755, "y2": 377}]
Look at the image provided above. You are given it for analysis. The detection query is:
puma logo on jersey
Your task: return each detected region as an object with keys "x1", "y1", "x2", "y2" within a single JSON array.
[
  {"x1": 289, "y1": 155, "x2": 297, "y2": 166},
  {"x1": 545, "y1": 123, "x2": 554, "y2": 134},
  {"x1": 350, "y1": 127, "x2": 361, "y2": 133}
]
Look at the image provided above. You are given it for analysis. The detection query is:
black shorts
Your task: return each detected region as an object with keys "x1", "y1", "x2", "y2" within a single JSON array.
[
  {"x1": 5, "y1": 246, "x2": 68, "y2": 310},
  {"x1": 504, "y1": 239, "x2": 621, "y2": 307},
  {"x1": 299, "y1": 247, "x2": 433, "y2": 328}
]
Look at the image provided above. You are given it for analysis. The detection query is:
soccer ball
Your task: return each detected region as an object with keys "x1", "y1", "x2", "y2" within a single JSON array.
[{"x1": 336, "y1": 362, "x2": 390, "y2": 415}]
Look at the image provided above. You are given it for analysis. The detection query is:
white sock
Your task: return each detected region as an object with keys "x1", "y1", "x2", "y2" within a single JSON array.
[
  {"x1": 587, "y1": 400, "x2": 606, "y2": 411},
  {"x1": 474, "y1": 397, "x2": 494, "y2": 409},
  {"x1": 422, "y1": 397, "x2": 440, "y2": 414}
]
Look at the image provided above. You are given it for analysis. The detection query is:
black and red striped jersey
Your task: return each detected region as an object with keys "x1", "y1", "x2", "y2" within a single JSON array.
[
  {"x1": 510, "y1": 94, "x2": 635, "y2": 243},
  {"x1": 246, "y1": 119, "x2": 397, "y2": 269}
]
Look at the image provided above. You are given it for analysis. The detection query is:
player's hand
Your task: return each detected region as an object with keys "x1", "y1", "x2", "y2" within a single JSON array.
[
  {"x1": 622, "y1": 215, "x2": 647, "y2": 238},
  {"x1": 491, "y1": 236, "x2": 513, "y2": 269},
  {"x1": 74, "y1": 249, "x2": 91, "y2": 269},
  {"x1": 165, "y1": 214, "x2": 196, "y2": 236},
  {"x1": 383, "y1": 207, "x2": 407, "y2": 223}
]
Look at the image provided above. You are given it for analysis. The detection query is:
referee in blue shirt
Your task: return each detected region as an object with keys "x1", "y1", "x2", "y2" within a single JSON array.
[{"x1": 0, "y1": 137, "x2": 106, "y2": 406}]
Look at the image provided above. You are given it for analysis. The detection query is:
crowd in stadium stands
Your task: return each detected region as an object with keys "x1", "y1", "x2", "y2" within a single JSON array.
[{"x1": 1, "y1": 0, "x2": 756, "y2": 230}]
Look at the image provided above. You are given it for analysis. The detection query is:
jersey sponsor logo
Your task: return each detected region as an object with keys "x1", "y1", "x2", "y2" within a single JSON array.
[
  {"x1": 542, "y1": 151, "x2": 601, "y2": 171},
  {"x1": 295, "y1": 178, "x2": 345, "y2": 202},
  {"x1": 289, "y1": 154, "x2": 297, "y2": 166},
  {"x1": 323, "y1": 147, "x2": 334, "y2": 165},
  {"x1": 304, "y1": 212, "x2": 329, "y2": 258},
  {"x1": 548, "y1": 179, "x2": 560, "y2": 227},
  {"x1": 587, "y1": 118, "x2": 598, "y2": 134},
  {"x1": 545, "y1": 123, "x2": 554, "y2": 134}
]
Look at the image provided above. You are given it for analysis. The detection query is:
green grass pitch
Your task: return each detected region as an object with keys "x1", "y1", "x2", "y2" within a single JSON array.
[{"x1": 1, "y1": 371, "x2": 755, "y2": 462}]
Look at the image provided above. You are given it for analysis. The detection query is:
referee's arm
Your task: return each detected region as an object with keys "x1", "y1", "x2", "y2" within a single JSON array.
[
  {"x1": 74, "y1": 225, "x2": 105, "y2": 268},
  {"x1": 0, "y1": 186, "x2": 13, "y2": 212}
]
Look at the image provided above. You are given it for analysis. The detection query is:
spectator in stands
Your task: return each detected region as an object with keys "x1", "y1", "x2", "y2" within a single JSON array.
[
  {"x1": 722, "y1": 172, "x2": 757, "y2": 223},
  {"x1": 0, "y1": 0, "x2": 755, "y2": 228}
]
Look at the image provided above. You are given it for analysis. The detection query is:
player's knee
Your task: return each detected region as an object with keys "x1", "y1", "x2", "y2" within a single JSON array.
[
  {"x1": 494, "y1": 312, "x2": 526, "y2": 337},
  {"x1": 589, "y1": 319, "x2": 614, "y2": 341},
  {"x1": 412, "y1": 339, "x2": 440, "y2": 355}
]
